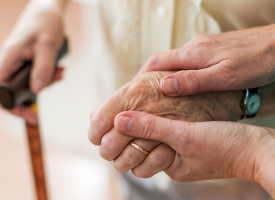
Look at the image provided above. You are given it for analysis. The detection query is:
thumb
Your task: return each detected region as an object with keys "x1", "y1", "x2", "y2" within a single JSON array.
[
  {"x1": 114, "y1": 111, "x2": 196, "y2": 149},
  {"x1": 114, "y1": 111, "x2": 255, "y2": 159},
  {"x1": 160, "y1": 63, "x2": 231, "y2": 96}
]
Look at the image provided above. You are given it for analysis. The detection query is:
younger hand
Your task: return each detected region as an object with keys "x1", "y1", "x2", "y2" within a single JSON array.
[
  {"x1": 114, "y1": 111, "x2": 275, "y2": 198},
  {"x1": 136, "y1": 24, "x2": 275, "y2": 96}
]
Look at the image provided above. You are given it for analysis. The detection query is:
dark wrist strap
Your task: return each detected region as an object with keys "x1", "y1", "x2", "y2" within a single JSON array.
[
  {"x1": 240, "y1": 88, "x2": 260, "y2": 119},
  {"x1": 240, "y1": 90, "x2": 246, "y2": 120}
]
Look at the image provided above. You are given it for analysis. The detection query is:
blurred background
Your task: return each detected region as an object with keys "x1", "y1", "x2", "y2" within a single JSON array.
[
  {"x1": 0, "y1": 0, "x2": 275, "y2": 200},
  {"x1": 0, "y1": 0, "x2": 123, "y2": 199}
]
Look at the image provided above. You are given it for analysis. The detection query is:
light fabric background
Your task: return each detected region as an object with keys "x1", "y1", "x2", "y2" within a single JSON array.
[{"x1": 1, "y1": 0, "x2": 275, "y2": 199}]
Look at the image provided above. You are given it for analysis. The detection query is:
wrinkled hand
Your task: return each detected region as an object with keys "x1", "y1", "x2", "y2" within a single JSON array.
[
  {"x1": 114, "y1": 111, "x2": 275, "y2": 198},
  {"x1": 88, "y1": 71, "x2": 243, "y2": 175},
  {"x1": 136, "y1": 24, "x2": 275, "y2": 97},
  {"x1": 0, "y1": 3, "x2": 65, "y2": 124}
]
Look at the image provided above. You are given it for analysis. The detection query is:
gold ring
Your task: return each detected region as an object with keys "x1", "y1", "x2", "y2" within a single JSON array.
[{"x1": 129, "y1": 141, "x2": 150, "y2": 156}]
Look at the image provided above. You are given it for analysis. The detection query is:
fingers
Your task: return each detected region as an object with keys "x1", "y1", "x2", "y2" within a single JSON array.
[
  {"x1": 114, "y1": 111, "x2": 195, "y2": 149},
  {"x1": 160, "y1": 60, "x2": 236, "y2": 96},
  {"x1": 88, "y1": 93, "x2": 125, "y2": 145},
  {"x1": 160, "y1": 68, "x2": 216, "y2": 96},
  {"x1": 131, "y1": 143, "x2": 175, "y2": 179},
  {"x1": 31, "y1": 35, "x2": 62, "y2": 93},
  {"x1": 99, "y1": 127, "x2": 134, "y2": 161},
  {"x1": 113, "y1": 139, "x2": 160, "y2": 173},
  {"x1": 134, "y1": 35, "x2": 216, "y2": 79},
  {"x1": 114, "y1": 111, "x2": 263, "y2": 183},
  {"x1": 0, "y1": 35, "x2": 62, "y2": 93}
]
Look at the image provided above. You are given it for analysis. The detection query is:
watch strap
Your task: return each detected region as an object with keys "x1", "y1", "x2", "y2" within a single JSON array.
[
  {"x1": 249, "y1": 88, "x2": 259, "y2": 94},
  {"x1": 240, "y1": 88, "x2": 260, "y2": 119}
]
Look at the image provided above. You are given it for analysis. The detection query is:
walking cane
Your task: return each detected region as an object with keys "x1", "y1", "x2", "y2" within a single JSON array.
[
  {"x1": 0, "y1": 38, "x2": 68, "y2": 200},
  {"x1": 26, "y1": 103, "x2": 48, "y2": 200}
]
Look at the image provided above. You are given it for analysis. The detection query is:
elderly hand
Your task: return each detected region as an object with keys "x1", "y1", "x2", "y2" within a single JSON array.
[
  {"x1": 0, "y1": 1, "x2": 65, "y2": 124},
  {"x1": 114, "y1": 111, "x2": 275, "y2": 198},
  {"x1": 136, "y1": 24, "x2": 275, "y2": 97},
  {"x1": 89, "y1": 71, "x2": 243, "y2": 175}
]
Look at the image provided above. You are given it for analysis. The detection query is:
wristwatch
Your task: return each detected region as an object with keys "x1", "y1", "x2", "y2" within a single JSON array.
[{"x1": 240, "y1": 88, "x2": 262, "y2": 119}]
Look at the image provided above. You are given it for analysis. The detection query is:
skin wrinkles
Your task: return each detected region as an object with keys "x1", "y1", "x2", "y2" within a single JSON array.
[
  {"x1": 90, "y1": 70, "x2": 244, "y2": 177},
  {"x1": 114, "y1": 71, "x2": 243, "y2": 123}
]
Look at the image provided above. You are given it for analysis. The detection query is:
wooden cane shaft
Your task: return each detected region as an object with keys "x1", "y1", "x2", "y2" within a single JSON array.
[{"x1": 26, "y1": 123, "x2": 48, "y2": 200}]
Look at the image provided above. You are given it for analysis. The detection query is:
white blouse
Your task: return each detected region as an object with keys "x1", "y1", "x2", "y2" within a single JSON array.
[{"x1": 75, "y1": 0, "x2": 275, "y2": 94}]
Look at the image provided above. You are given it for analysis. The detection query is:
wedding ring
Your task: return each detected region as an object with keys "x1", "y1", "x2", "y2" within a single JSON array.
[{"x1": 129, "y1": 141, "x2": 150, "y2": 156}]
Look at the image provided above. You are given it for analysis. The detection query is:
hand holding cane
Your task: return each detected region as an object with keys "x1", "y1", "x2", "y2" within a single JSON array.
[{"x1": 0, "y1": 38, "x2": 68, "y2": 200}]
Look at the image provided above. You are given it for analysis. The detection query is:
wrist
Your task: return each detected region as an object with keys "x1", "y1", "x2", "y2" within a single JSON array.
[
  {"x1": 233, "y1": 90, "x2": 244, "y2": 120},
  {"x1": 194, "y1": 90, "x2": 243, "y2": 122},
  {"x1": 253, "y1": 128, "x2": 275, "y2": 196},
  {"x1": 220, "y1": 90, "x2": 243, "y2": 121},
  {"x1": 230, "y1": 126, "x2": 273, "y2": 182}
]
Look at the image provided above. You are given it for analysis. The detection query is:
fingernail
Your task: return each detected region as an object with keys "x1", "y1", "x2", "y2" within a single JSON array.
[
  {"x1": 33, "y1": 79, "x2": 45, "y2": 93},
  {"x1": 163, "y1": 78, "x2": 180, "y2": 95},
  {"x1": 117, "y1": 116, "x2": 134, "y2": 132}
]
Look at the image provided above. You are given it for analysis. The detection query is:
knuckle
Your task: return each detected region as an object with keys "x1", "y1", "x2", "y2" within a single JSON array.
[
  {"x1": 185, "y1": 71, "x2": 201, "y2": 94},
  {"x1": 87, "y1": 127, "x2": 96, "y2": 144},
  {"x1": 132, "y1": 152, "x2": 167, "y2": 179},
  {"x1": 133, "y1": 168, "x2": 152, "y2": 179},
  {"x1": 113, "y1": 160, "x2": 131, "y2": 173},
  {"x1": 147, "y1": 53, "x2": 160, "y2": 69},
  {"x1": 217, "y1": 63, "x2": 240, "y2": 88},
  {"x1": 141, "y1": 117, "x2": 156, "y2": 139},
  {"x1": 124, "y1": 149, "x2": 142, "y2": 165},
  {"x1": 167, "y1": 49, "x2": 182, "y2": 64},
  {"x1": 188, "y1": 33, "x2": 212, "y2": 52},
  {"x1": 178, "y1": 133, "x2": 191, "y2": 150},
  {"x1": 187, "y1": 42, "x2": 206, "y2": 53},
  {"x1": 38, "y1": 35, "x2": 59, "y2": 50},
  {"x1": 100, "y1": 135, "x2": 120, "y2": 160},
  {"x1": 90, "y1": 113, "x2": 108, "y2": 133},
  {"x1": 114, "y1": 151, "x2": 141, "y2": 173},
  {"x1": 115, "y1": 84, "x2": 130, "y2": 99},
  {"x1": 150, "y1": 153, "x2": 166, "y2": 167}
]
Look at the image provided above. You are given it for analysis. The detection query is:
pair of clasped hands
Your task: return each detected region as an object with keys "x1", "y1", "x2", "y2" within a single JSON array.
[
  {"x1": 88, "y1": 26, "x2": 275, "y2": 198},
  {"x1": 0, "y1": 5, "x2": 275, "y2": 198}
]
